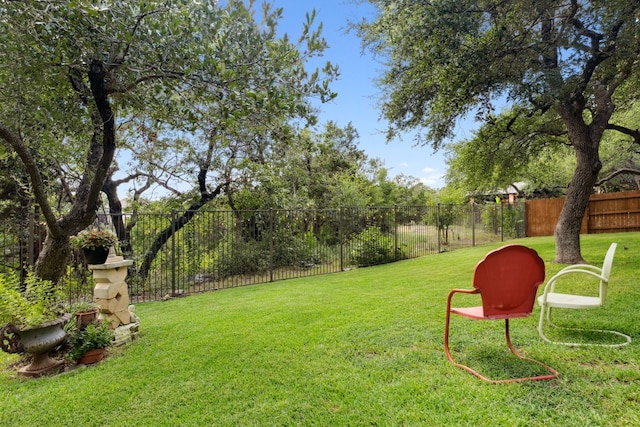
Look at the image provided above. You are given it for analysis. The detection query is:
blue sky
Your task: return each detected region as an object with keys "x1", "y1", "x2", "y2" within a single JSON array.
[{"x1": 268, "y1": 0, "x2": 476, "y2": 189}]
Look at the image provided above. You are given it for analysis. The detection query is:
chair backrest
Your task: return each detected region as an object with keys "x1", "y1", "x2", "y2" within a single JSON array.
[
  {"x1": 599, "y1": 243, "x2": 617, "y2": 303},
  {"x1": 473, "y1": 245, "x2": 545, "y2": 319}
]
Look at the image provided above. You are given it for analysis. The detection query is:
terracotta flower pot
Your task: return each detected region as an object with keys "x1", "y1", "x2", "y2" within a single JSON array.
[
  {"x1": 75, "y1": 309, "x2": 99, "y2": 329},
  {"x1": 77, "y1": 348, "x2": 105, "y2": 365}
]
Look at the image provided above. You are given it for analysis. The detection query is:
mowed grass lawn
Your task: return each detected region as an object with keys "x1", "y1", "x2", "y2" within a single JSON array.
[{"x1": 1, "y1": 233, "x2": 639, "y2": 426}]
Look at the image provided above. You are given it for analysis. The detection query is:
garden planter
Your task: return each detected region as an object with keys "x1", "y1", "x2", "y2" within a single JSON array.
[
  {"x1": 77, "y1": 348, "x2": 105, "y2": 365},
  {"x1": 0, "y1": 313, "x2": 72, "y2": 377},
  {"x1": 75, "y1": 309, "x2": 99, "y2": 329},
  {"x1": 84, "y1": 247, "x2": 110, "y2": 264}
]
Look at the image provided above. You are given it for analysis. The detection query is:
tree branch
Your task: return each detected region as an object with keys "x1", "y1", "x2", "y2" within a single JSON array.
[
  {"x1": 0, "y1": 123, "x2": 61, "y2": 236},
  {"x1": 596, "y1": 168, "x2": 640, "y2": 186},
  {"x1": 109, "y1": 71, "x2": 184, "y2": 94},
  {"x1": 60, "y1": 59, "x2": 117, "y2": 231},
  {"x1": 606, "y1": 123, "x2": 640, "y2": 145}
]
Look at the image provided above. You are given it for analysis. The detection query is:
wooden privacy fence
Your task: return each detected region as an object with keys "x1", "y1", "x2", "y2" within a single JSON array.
[{"x1": 525, "y1": 190, "x2": 640, "y2": 236}]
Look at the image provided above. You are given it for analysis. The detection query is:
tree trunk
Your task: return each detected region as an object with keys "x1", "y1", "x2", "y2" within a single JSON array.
[
  {"x1": 33, "y1": 59, "x2": 116, "y2": 283},
  {"x1": 137, "y1": 208, "x2": 200, "y2": 282},
  {"x1": 102, "y1": 175, "x2": 133, "y2": 256},
  {"x1": 35, "y1": 233, "x2": 72, "y2": 283},
  {"x1": 554, "y1": 98, "x2": 607, "y2": 264},
  {"x1": 137, "y1": 185, "x2": 225, "y2": 281},
  {"x1": 554, "y1": 150, "x2": 599, "y2": 264}
]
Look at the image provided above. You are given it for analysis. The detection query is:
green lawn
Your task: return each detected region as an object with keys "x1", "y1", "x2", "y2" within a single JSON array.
[{"x1": 1, "y1": 233, "x2": 639, "y2": 426}]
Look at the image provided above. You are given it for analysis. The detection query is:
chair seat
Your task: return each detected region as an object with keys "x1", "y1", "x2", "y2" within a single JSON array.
[
  {"x1": 538, "y1": 293, "x2": 601, "y2": 309},
  {"x1": 451, "y1": 306, "x2": 532, "y2": 320},
  {"x1": 450, "y1": 306, "x2": 485, "y2": 319}
]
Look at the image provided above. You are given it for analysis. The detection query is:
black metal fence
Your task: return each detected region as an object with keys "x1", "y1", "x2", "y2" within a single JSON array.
[{"x1": 1, "y1": 203, "x2": 525, "y2": 303}]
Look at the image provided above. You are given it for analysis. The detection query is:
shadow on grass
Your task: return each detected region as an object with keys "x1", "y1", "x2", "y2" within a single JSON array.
[
  {"x1": 540, "y1": 326, "x2": 630, "y2": 346},
  {"x1": 449, "y1": 343, "x2": 557, "y2": 381}
]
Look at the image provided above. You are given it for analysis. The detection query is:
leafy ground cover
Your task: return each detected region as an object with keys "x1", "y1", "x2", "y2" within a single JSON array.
[{"x1": 1, "y1": 233, "x2": 638, "y2": 425}]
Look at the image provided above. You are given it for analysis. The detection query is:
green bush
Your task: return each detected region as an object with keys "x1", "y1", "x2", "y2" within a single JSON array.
[
  {"x1": 481, "y1": 204, "x2": 501, "y2": 234},
  {"x1": 272, "y1": 231, "x2": 325, "y2": 268},
  {"x1": 213, "y1": 240, "x2": 270, "y2": 278},
  {"x1": 205, "y1": 233, "x2": 327, "y2": 278},
  {"x1": 349, "y1": 226, "x2": 400, "y2": 267},
  {"x1": 66, "y1": 320, "x2": 114, "y2": 361},
  {"x1": 0, "y1": 272, "x2": 65, "y2": 328},
  {"x1": 480, "y1": 203, "x2": 525, "y2": 238}
]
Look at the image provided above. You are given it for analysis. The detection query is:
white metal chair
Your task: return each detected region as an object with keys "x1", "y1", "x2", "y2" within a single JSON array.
[{"x1": 537, "y1": 243, "x2": 631, "y2": 347}]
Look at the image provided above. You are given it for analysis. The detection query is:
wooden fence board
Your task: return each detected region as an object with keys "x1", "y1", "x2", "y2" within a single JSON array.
[{"x1": 525, "y1": 190, "x2": 640, "y2": 236}]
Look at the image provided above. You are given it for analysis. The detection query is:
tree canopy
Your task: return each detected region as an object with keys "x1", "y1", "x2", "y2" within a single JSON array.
[
  {"x1": 357, "y1": 0, "x2": 640, "y2": 262},
  {"x1": 1, "y1": 0, "x2": 432, "y2": 284},
  {"x1": 0, "y1": 0, "x2": 338, "y2": 282},
  {"x1": 445, "y1": 102, "x2": 640, "y2": 196}
]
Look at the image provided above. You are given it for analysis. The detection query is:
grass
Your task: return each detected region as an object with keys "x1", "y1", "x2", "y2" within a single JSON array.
[{"x1": 1, "y1": 233, "x2": 639, "y2": 426}]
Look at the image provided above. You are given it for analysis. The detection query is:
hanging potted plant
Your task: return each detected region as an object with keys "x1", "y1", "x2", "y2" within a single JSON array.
[
  {"x1": 71, "y1": 227, "x2": 118, "y2": 264},
  {"x1": 0, "y1": 272, "x2": 71, "y2": 377},
  {"x1": 66, "y1": 319, "x2": 114, "y2": 365}
]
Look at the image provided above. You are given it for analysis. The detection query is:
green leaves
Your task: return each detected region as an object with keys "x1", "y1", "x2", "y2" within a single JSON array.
[
  {"x1": 66, "y1": 320, "x2": 114, "y2": 361},
  {"x1": 359, "y1": 0, "x2": 640, "y2": 147},
  {"x1": 1, "y1": 0, "x2": 339, "y2": 207},
  {"x1": 0, "y1": 0, "x2": 345, "y2": 281},
  {"x1": 0, "y1": 272, "x2": 65, "y2": 328},
  {"x1": 445, "y1": 106, "x2": 570, "y2": 192}
]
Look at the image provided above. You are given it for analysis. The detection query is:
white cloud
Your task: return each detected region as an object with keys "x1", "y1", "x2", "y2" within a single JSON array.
[{"x1": 418, "y1": 169, "x2": 445, "y2": 188}]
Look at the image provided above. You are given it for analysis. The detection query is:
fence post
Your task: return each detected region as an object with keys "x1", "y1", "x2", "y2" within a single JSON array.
[
  {"x1": 26, "y1": 208, "x2": 36, "y2": 281},
  {"x1": 500, "y1": 202, "x2": 504, "y2": 242},
  {"x1": 171, "y1": 209, "x2": 176, "y2": 297},
  {"x1": 269, "y1": 208, "x2": 274, "y2": 282},
  {"x1": 339, "y1": 207, "x2": 344, "y2": 271},
  {"x1": 523, "y1": 202, "x2": 528, "y2": 238},
  {"x1": 472, "y1": 204, "x2": 476, "y2": 247},
  {"x1": 437, "y1": 204, "x2": 441, "y2": 253},
  {"x1": 393, "y1": 205, "x2": 399, "y2": 260}
]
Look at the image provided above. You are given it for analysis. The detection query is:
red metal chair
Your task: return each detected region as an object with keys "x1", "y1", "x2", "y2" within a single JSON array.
[{"x1": 444, "y1": 245, "x2": 558, "y2": 383}]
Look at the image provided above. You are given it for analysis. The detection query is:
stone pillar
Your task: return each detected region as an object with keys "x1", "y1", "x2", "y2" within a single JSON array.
[{"x1": 89, "y1": 256, "x2": 134, "y2": 329}]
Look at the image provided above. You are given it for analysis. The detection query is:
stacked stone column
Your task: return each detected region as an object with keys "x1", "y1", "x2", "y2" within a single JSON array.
[{"x1": 89, "y1": 257, "x2": 134, "y2": 329}]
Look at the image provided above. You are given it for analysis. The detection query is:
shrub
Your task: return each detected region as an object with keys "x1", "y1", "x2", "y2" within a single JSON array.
[
  {"x1": 214, "y1": 240, "x2": 270, "y2": 278},
  {"x1": 349, "y1": 226, "x2": 400, "y2": 267},
  {"x1": 66, "y1": 320, "x2": 114, "y2": 361},
  {"x1": 0, "y1": 272, "x2": 65, "y2": 328},
  {"x1": 272, "y1": 231, "x2": 325, "y2": 268}
]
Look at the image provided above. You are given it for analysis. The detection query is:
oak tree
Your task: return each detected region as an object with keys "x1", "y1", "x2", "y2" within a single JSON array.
[
  {"x1": 357, "y1": 0, "x2": 640, "y2": 262},
  {"x1": 0, "y1": 0, "x2": 336, "y2": 282}
]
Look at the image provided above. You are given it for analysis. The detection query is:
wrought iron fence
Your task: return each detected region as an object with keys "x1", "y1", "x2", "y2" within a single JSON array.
[{"x1": 1, "y1": 203, "x2": 525, "y2": 303}]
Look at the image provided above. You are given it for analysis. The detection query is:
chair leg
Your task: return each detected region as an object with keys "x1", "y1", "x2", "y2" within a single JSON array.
[
  {"x1": 445, "y1": 313, "x2": 558, "y2": 383},
  {"x1": 444, "y1": 309, "x2": 497, "y2": 383},
  {"x1": 444, "y1": 307, "x2": 454, "y2": 362},
  {"x1": 538, "y1": 304, "x2": 554, "y2": 344},
  {"x1": 538, "y1": 305, "x2": 631, "y2": 347},
  {"x1": 503, "y1": 319, "x2": 558, "y2": 383}
]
